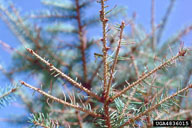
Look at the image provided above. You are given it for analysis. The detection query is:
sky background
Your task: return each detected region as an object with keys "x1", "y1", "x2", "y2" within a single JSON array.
[{"x1": 0, "y1": 0, "x2": 192, "y2": 127}]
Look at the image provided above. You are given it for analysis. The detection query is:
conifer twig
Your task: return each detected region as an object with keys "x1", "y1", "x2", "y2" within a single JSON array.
[
  {"x1": 0, "y1": 88, "x2": 17, "y2": 99},
  {"x1": 25, "y1": 48, "x2": 101, "y2": 102},
  {"x1": 120, "y1": 84, "x2": 192, "y2": 128},
  {"x1": 20, "y1": 81, "x2": 101, "y2": 117},
  {"x1": 111, "y1": 50, "x2": 187, "y2": 102},
  {"x1": 106, "y1": 21, "x2": 125, "y2": 99}
]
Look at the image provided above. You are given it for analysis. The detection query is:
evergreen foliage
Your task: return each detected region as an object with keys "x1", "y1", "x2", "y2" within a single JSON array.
[{"x1": 0, "y1": 0, "x2": 192, "y2": 127}]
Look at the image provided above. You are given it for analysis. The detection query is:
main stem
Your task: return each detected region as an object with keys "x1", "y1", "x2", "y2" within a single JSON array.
[
  {"x1": 100, "y1": 0, "x2": 111, "y2": 127},
  {"x1": 100, "y1": 0, "x2": 108, "y2": 93}
]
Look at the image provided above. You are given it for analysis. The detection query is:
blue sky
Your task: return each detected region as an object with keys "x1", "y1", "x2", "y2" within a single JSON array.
[{"x1": 0, "y1": 0, "x2": 192, "y2": 127}]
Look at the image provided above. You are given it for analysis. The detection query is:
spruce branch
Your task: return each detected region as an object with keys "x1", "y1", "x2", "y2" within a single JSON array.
[
  {"x1": 106, "y1": 21, "x2": 125, "y2": 99},
  {"x1": 120, "y1": 84, "x2": 192, "y2": 127},
  {"x1": 111, "y1": 49, "x2": 187, "y2": 102},
  {"x1": 20, "y1": 81, "x2": 101, "y2": 118},
  {"x1": 25, "y1": 48, "x2": 101, "y2": 101}
]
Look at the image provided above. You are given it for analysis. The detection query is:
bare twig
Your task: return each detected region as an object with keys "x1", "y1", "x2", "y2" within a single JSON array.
[
  {"x1": 111, "y1": 50, "x2": 187, "y2": 102},
  {"x1": 25, "y1": 48, "x2": 101, "y2": 102},
  {"x1": 106, "y1": 21, "x2": 125, "y2": 99},
  {"x1": 20, "y1": 81, "x2": 101, "y2": 117}
]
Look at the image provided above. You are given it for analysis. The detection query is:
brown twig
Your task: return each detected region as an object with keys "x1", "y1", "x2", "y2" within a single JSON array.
[
  {"x1": 106, "y1": 21, "x2": 125, "y2": 99},
  {"x1": 25, "y1": 48, "x2": 101, "y2": 102},
  {"x1": 120, "y1": 84, "x2": 192, "y2": 127},
  {"x1": 111, "y1": 50, "x2": 187, "y2": 102},
  {"x1": 20, "y1": 81, "x2": 101, "y2": 117}
]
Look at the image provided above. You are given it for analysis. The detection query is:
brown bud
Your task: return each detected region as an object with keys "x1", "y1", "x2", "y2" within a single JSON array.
[
  {"x1": 104, "y1": 18, "x2": 109, "y2": 22},
  {"x1": 12, "y1": 88, "x2": 17, "y2": 92},
  {"x1": 179, "y1": 49, "x2": 187, "y2": 56},
  {"x1": 106, "y1": 47, "x2": 110, "y2": 51},
  {"x1": 108, "y1": 98, "x2": 113, "y2": 103},
  {"x1": 27, "y1": 48, "x2": 34, "y2": 54}
]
